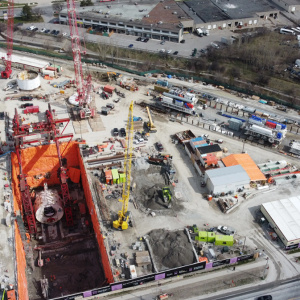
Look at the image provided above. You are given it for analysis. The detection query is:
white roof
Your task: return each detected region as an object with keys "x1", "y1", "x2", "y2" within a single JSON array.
[
  {"x1": 206, "y1": 165, "x2": 250, "y2": 186},
  {"x1": 0, "y1": 50, "x2": 48, "y2": 69},
  {"x1": 262, "y1": 197, "x2": 300, "y2": 242}
]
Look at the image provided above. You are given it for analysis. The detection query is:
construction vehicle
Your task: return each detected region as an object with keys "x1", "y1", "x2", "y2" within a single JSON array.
[
  {"x1": 113, "y1": 101, "x2": 134, "y2": 230},
  {"x1": 146, "y1": 106, "x2": 157, "y2": 133},
  {"x1": 162, "y1": 187, "x2": 172, "y2": 208},
  {"x1": 1, "y1": 0, "x2": 14, "y2": 78}
]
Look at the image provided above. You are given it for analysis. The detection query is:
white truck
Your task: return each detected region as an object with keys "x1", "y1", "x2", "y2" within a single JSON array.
[{"x1": 196, "y1": 28, "x2": 203, "y2": 37}]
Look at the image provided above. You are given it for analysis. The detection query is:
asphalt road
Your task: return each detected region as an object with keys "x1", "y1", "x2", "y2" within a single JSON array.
[{"x1": 205, "y1": 277, "x2": 300, "y2": 300}]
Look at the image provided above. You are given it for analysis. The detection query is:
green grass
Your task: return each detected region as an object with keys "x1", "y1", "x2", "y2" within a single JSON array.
[{"x1": 0, "y1": 16, "x2": 43, "y2": 23}]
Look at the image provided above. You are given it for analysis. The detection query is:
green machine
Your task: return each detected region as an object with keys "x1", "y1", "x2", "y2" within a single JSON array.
[{"x1": 162, "y1": 187, "x2": 172, "y2": 208}]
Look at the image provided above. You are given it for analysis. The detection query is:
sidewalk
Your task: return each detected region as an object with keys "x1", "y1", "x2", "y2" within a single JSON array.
[{"x1": 90, "y1": 259, "x2": 268, "y2": 300}]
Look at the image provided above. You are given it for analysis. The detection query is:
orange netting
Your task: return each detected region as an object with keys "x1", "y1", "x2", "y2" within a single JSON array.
[
  {"x1": 15, "y1": 225, "x2": 29, "y2": 300},
  {"x1": 11, "y1": 142, "x2": 79, "y2": 212}
]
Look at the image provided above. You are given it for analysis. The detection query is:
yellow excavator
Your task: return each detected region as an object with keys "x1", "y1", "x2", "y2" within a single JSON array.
[
  {"x1": 146, "y1": 106, "x2": 157, "y2": 133},
  {"x1": 113, "y1": 101, "x2": 134, "y2": 230}
]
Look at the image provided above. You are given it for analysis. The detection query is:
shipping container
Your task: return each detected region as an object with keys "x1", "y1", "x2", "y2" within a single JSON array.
[
  {"x1": 46, "y1": 66, "x2": 56, "y2": 72},
  {"x1": 162, "y1": 96, "x2": 173, "y2": 104},
  {"x1": 215, "y1": 235, "x2": 234, "y2": 246},
  {"x1": 174, "y1": 100, "x2": 183, "y2": 107},
  {"x1": 24, "y1": 106, "x2": 39, "y2": 114},
  {"x1": 250, "y1": 124, "x2": 273, "y2": 137},
  {"x1": 42, "y1": 69, "x2": 55, "y2": 77},
  {"x1": 265, "y1": 121, "x2": 276, "y2": 129},
  {"x1": 103, "y1": 85, "x2": 115, "y2": 94}
]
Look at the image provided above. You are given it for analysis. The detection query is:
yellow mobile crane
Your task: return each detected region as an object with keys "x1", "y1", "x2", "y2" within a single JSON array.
[
  {"x1": 146, "y1": 106, "x2": 157, "y2": 133},
  {"x1": 113, "y1": 101, "x2": 134, "y2": 230}
]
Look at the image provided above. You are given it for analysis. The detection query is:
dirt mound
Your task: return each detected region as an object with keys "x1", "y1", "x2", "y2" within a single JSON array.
[{"x1": 148, "y1": 229, "x2": 195, "y2": 270}]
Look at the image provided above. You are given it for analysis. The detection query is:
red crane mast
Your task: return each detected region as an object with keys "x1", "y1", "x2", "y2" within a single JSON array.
[
  {"x1": 12, "y1": 105, "x2": 74, "y2": 235},
  {"x1": 1, "y1": 0, "x2": 14, "y2": 79},
  {"x1": 66, "y1": 0, "x2": 94, "y2": 118}
]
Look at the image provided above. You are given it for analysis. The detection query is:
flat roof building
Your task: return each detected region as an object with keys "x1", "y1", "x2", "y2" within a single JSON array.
[
  {"x1": 261, "y1": 197, "x2": 300, "y2": 248},
  {"x1": 204, "y1": 165, "x2": 250, "y2": 195},
  {"x1": 222, "y1": 154, "x2": 266, "y2": 183},
  {"x1": 59, "y1": 0, "x2": 193, "y2": 42}
]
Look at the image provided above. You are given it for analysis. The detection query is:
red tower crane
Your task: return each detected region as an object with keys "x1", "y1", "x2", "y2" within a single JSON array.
[
  {"x1": 66, "y1": 0, "x2": 95, "y2": 119},
  {"x1": 12, "y1": 105, "x2": 74, "y2": 235},
  {"x1": 1, "y1": 0, "x2": 14, "y2": 79}
]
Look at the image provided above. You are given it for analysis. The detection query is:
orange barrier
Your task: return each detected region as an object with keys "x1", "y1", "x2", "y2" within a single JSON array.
[
  {"x1": 11, "y1": 141, "x2": 113, "y2": 299},
  {"x1": 15, "y1": 225, "x2": 29, "y2": 300},
  {"x1": 78, "y1": 146, "x2": 114, "y2": 284}
]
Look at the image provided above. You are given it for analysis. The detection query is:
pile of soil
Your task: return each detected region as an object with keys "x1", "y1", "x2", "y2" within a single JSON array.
[{"x1": 148, "y1": 229, "x2": 195, "y2": 270}]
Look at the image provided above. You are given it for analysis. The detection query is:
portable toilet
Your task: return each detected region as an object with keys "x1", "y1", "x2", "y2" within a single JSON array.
[
  {"x1": 119, "y1": 173, "x2": 126, "y2": 183},
  {"x1": 111, "y1": 169, "x2": 119, "y2": 184}
]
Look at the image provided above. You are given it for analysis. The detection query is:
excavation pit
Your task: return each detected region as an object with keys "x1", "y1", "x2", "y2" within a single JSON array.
[{"x1": 133, "y1": 164, "x2": 183, "y2": 213}]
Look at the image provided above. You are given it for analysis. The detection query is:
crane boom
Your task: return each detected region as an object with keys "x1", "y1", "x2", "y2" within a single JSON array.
[
  {"x1": 113, "y1": 101, "x2": 134, "y2": 230},
  {"x1": 146, "y1": 106, "x2": 157, "y2": 133},
  {"x1": 1, "y1": 0, "x2": 14, "y2": 79},
  {"x1": 66, "y1": 0, "x2": 94, "y2": 118}
]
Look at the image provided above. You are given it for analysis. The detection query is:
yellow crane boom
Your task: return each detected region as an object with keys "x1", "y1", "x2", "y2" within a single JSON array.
[
  {"x1": 146, "y1": 106, "x2": 157, "y2": 133},
  {"x1": 113, "y1": 101, "x2": 134, "y2": 230}
]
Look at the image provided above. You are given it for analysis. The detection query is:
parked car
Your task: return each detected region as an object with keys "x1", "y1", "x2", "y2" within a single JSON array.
[
  {"x1": 45, "y1": 29, "x2": 51, "y2": 34},
  {"x1": 106, "y1": 103, "x2": 115, "y2": 109},
  {"x1": 160, "y1": 40, "x2": 165, "y2": 45},
  {"x1": 54, "y1": 30, "x2": 60, "y2": 36},
  {"x1": 257, "y1": 296, "x2": 272, "y2": 300},
  {"x1": 144, "y1": 38, "x2": 149, "y2": 42},
  {"x1": 180, "y1": 39, "x2": 185, "y2": 43},
  {"x1": 32, "y1": 27, "x2": 38, "y2": 32},
  {"x1": 62, "y1": 32, "x2": 68, "y2": 36},
  {"x1": 40, "y1": 28, "x2": 46, "y2": 33},
  {"x1": 136, "y1": 37, "x2": 142, "y2": 41},
  {"x1": 156, "y1": 142, "x2": 164, "y2": 152},
  {"x1": 20, "y1": 103, "x2": 34, "y2": 108},
  {"x1": 128, "y1": 44, "x2": 134, "y2": 48},
  {"x1": 50, "y1": 30, "x2": 56, "y2": 35},
  {"x1": 160, "y1": 49, "x2": 165, "y2": 53},
  {"x1": 167, "y1": 49, "x2": 172, "y2": 54},
  {"x1": 217, "y1": 225, "x2": 236, "y2": 235},
  {"x1": 120, "y1": 128, "x2": 126, "y2": 137},
  {"x1": 20, "y1": 96, "x2": 33, "y2": 101},
  {"x1": 215, "y1": 139, "x2": 223, "y2": 144},
  {"x1": 112, "y1": 128, "x2": 119, "y2": 136},
  {"x1": 173, "y1": 51, "x2": 178, "y2": 55}
]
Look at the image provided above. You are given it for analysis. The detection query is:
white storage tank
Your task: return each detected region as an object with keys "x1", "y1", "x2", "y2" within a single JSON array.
[
  {"x1": 34, "y1": 183, "x2": 64, "y2": 224},
  {"x1": 16, "y1": 70, "x2": 40, "y2": 90}
]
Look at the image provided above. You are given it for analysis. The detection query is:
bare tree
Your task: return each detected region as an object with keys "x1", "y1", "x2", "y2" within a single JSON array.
[{"x1": 52, "y1": 3, "x2": 64, "y2": 13}]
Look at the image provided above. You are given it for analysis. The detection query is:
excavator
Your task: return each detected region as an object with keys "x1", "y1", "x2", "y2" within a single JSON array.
[
  {"x1": 113, "y1": 101, "x2": 134, "y2": 230},
  {"x1": 145, "y1": 106, "x2": 157, "y2": 133},
  {"x1": 162, "y1": 187, "x2": 172, "y2": 208}
]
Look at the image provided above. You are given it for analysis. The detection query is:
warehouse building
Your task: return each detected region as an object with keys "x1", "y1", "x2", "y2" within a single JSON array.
[
  {"x1": 59, "y1": 0, "x2": 193, "y2": 43},
  {"x1": 271, "y1": 0, "x2": 300, "y2": 13},
  {"x1": 178, "y1": 0, "x2": 280, "y2": 31},
  {"x1": 261, "y1": 197, "x2": 300, "y2": 248},
  {"x1": 204, "y1": 165, "x2": 250, "y2": 195},
  {"x1": 222, "y1": 154, "x2": 266, "y2": 184}
]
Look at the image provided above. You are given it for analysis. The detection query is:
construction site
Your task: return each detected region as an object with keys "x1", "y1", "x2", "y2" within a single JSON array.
[{"x1": 1, "y1": 1, "x2": 300, "y2": 300}]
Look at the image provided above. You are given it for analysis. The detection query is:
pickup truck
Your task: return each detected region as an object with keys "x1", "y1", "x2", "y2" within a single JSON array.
[{"x1": 217, "y1": 225, "x2": 236, "y2": 235}]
